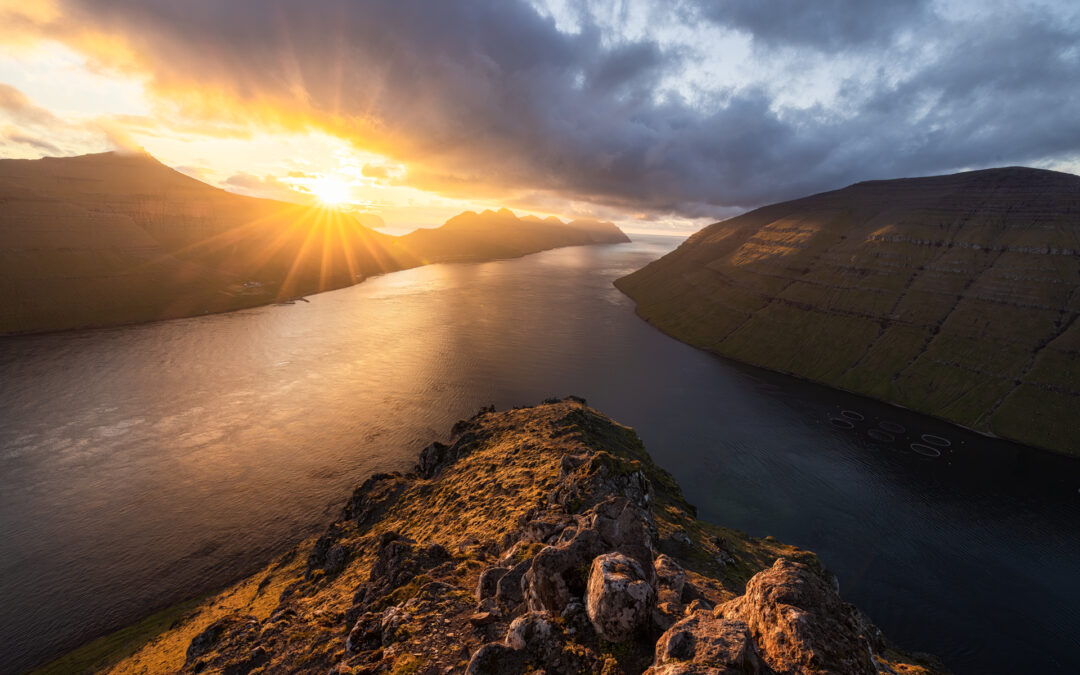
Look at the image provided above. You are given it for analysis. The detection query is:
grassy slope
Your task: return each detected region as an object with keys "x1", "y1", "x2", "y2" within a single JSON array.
[
  {"x1": 616, "y1": 167, "x2": 1080, "y2": 455},
  {"x1": 37, "y1": 400, "x2": 942, "y2": 674},
  {"x1": 0, "y1": 154, "x2": 627, "y2": 335}
]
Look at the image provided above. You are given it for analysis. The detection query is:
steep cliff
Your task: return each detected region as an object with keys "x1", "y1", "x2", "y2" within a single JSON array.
[
  {"x1": 615, "y1": 167, "x2": 1080, "y2": 455},
  {"x1": 0, "y1": 153, "x2": 628, "y2": 334},
  {"x1": 46, "y1": 399, "x2": 944, "y2": 674}
]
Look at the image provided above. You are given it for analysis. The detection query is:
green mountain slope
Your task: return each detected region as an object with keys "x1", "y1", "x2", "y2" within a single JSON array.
[{"x1": 616, "y1": 167, "x2": 1080, "y2": 455}]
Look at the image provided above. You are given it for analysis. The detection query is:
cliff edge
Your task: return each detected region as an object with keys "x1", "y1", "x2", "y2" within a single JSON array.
[
  {"x1": 616, "y1": 167, "x2": 1080, "y2": 455},
  {"x1": 56, "y1": 399, "x2": 945, "y2": 674}
]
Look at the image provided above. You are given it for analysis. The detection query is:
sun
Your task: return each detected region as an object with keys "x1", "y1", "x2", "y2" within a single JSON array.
[{"x1": 310, "y1": 176, "x2": 351, "y2": 206}]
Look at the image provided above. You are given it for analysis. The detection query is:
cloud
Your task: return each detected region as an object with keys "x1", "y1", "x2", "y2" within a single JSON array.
[
  {"x1": 223, "y1": 171, "x2": 304, "y2": 202},
  {"x1": 689, "y1": 0, "x2": 931, "y2": 52},
  {"x1": 9, "y1": 0, "x2": 1080, "y2": 219},
  {"x1": 360, "y1": 164, "x2": 391, "y2": 180}
]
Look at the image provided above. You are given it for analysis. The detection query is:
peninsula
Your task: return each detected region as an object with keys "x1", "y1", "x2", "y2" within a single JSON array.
[{"x1": 41, "y1": 399, "x2": 945, "y2": 675}]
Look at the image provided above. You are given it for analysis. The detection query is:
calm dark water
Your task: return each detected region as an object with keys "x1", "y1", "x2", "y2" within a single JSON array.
[{"x1": 1, "y1": 235, "x2": 1078, "y2": 674}]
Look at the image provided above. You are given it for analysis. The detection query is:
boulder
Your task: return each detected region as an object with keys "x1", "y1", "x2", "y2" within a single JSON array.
[
  {"x1": 523, "y1": 527, "x2": 603, "y2": 612},
  {"x1": 654, "y1": 553, "x2": 687, "y2": 602},
  {"x1": 648, "y1": 611, "x2": 762, "y2": 674},
  {"x1": 717, "y1": 557, "x2": 876, "y2": 675},
  {"x1": 505, "y1": 611, "x2": 556, "y2": 653},
  {"x1": 585, "y1": 552, "x2": 655, "y2": 643},
  {"x1": 476, "y1": 566, "x2": 509, "y2": 602},
  {"x1": 494, "y1": 558, "x2": 531, "y2": 608},
  {"x1": 465, "y1": 643, "x2": 528, "y2": 674}
]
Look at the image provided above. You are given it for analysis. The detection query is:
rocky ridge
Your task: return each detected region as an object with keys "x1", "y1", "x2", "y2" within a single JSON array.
[
  {"x1": 95, "y1": 399, "x2": 945, "y2": 674},
  {"x1": 616, "y1": 167, "x2": 1080, "y2": 454}
]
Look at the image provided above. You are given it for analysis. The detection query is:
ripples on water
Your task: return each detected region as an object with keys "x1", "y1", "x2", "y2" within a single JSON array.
[{"x1": 1, "y1": 236, "x2": 1078, "y2": 674}]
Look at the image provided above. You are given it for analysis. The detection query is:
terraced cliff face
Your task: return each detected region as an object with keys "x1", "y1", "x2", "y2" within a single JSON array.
[
  {"x1": 45, "y1": 399, "x2": 944, "y2": 675},
  {"x1": 0, "y1": 153, "x2": 628, "y2": 334},
  {"x1": 615, "y1": 168, "x2": 1080, "y2": 455}
]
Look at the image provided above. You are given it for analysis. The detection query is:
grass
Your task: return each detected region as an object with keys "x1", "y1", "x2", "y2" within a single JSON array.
[{"x1": 30, "y1": 596, "x2": 204, "y2": 675}]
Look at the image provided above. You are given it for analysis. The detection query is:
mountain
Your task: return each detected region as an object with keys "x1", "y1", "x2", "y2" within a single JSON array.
[
  {"x1": 0, "y1": 152, "x2": 628, "y2": 334},
  {"x1": 398, "y1": 208, "x2": 629, "y2": 263},
  {"x1": 616, "y1": 167, "x2": 1080, "y2": 455},
  {"x1": 39, "y1": 399, "x2": 944, "y2": 675}
]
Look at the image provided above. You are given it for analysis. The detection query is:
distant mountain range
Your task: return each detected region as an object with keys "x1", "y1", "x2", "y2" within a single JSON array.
[
  {"x1": 0, "y1": 152, "x2": 628, "y2": 334},
  {"x1": 616, "y1": 167, "x2": 1080, "y2": 455}
]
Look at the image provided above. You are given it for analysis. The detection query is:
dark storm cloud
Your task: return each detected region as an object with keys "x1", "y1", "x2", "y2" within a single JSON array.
[
  {"x1": 689, "y1": 0, "x2": 932, "y2": 51},
  {"x1": 40, "y1": 0, "x2": 1080, "y2": 217}
]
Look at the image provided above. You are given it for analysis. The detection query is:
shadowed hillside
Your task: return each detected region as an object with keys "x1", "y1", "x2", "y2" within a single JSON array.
[
  {"x1": 616, "y1": 167, "x2": 1080, "y2": 455},
  {"x1": 0, "y1": 152, "x2": 628, "y2": 334}
]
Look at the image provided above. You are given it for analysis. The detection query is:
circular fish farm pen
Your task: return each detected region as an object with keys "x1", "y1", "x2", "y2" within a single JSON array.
[
  {"x1": 879, "y1": 421, "x2": 906, "y2": 434},
  {"x1": 840, "y1": 410, "x2": 865, "y2": 421},
  {"x1": 829, "y1": 418, "x2": 855, "y2": 430},
  {"x1": 910, "y1": 443, "x2": 942, "y2": 457},
  {"x1": 866, "y1": 428, "x2": 895, "y2": 443},
  {"x1": 921, "y1": 434, "x2": 952, "y2": 448}
]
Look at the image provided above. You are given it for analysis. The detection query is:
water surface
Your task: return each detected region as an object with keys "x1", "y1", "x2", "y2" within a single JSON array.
[{"x1": 1, "y1": 235, "x2": 1077, "y2": 673}]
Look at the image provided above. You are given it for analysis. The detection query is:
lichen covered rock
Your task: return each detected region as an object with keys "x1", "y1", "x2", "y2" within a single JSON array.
[{"x1": 586, "y1": 552, "x2": 656, "y2": 643}]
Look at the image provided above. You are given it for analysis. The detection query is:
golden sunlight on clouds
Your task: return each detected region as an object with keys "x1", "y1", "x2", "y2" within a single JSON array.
[{"x1": 0, "y1": 1, "x2": 716, "y2": 234}]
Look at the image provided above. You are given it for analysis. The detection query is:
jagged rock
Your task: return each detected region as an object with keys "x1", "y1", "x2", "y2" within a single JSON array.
[
  {"x1": 466, "y1": 611, "x2": 587, "y2": 675},
  {"x1": 655, "y1": 553, "x2": 687, "y2": 602},
  {"x1": 586, "y1": 552, "x2": 656, "y2": 643},
  {"x1": 505, "y1": 611, "x2": 556, "y2": 652},
  {"x1": 324, "y1": 544, "x2": 349, "y2": 575},
  {"x1": 380, "y1": 605, "x2": 411, "y2": 645},
  {"x1": 464, "y1": 643, "x2": 528, "y2": 674},
  {"x1": 476, "y1": 566, "x2": 509, "y2": 601},
  {"x1": 346, "y1": 534, "x2": 455, "y2": 626},
  {"x1": 717, "y1": 558, "x2": 876, "y2": 674},
  {"x1": 523, "y1": 527, "x2": 603, "y2": 612},
  {"x1": 416, "y1": 441, "x2": 451, "y2": 478},
  {"x1": 588, "y1": 498, "x2": 656, "y2": 580},
  {"x1": 494, "y1": 558, "x2": 531, "y2": 608},
  {"x1": 685, "y1": 598, "x2": 713, "y2": 614},
  {"x1": 185, "y1": 614, "x2": 260, "y2": 665},
  {"x1": 306, "y1": 526, "x2": 342, "y2": 578},
  {"x1": 520, "y1": 512, "x2": 573, "y2": 543},
  {"x1": 343, "y1": 472, "x2": 408, "y2": 528},
  {"x1": 345, "y1": 611, "x2": 382, "y2": 654},
  {"x1": 559, "y1": 453, "x2": 589, "y2": 477},
  {"x1": 653, "y1": 601, "x2": 682, "y2": 632},
  {"x1": 647, "y1": 611, "x2": 762, "y2": 674}
]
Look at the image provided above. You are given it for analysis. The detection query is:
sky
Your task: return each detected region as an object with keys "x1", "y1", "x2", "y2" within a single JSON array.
[{"x1": 0, "y1": 0, "x2": 1078, "y2": 234}]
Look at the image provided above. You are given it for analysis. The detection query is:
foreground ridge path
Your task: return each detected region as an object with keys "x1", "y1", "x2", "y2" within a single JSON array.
[{"x1": 75, "y1": 398, "x2": 946, "y2": 675}]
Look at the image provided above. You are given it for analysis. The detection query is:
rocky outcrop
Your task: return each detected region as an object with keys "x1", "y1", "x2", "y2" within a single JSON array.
[
  {"x1": 586, "y1": 552, "x2": 656, "y2": 642},
  {"x1": 96, "y1": 399, "x2": 946, "y2": 675},
  {"x1": 616, "y1": 167, "x2": 1080, "y2": 455}
]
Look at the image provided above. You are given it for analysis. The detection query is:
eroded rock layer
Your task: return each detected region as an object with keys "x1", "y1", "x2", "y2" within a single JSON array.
[
  {"x1": 86, "y1": 399, "x2": 944, "y2": 674},
  {"x1": 616, "y1": 167, "x2": 1080, "y2": 454}
]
